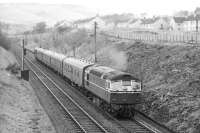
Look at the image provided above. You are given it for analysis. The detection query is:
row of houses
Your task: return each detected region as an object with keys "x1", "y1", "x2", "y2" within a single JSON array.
[{"x1": 68, "y1": 15, "x2": 200, "y2": 32}]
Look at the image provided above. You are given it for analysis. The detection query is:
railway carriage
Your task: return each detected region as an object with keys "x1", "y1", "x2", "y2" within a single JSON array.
[
  {"x1": 62, "y1": 57, "x2": 93, "y2": 86},
  {"x1": 36, "y1": 49, "x2": 52, "y2": 66},
  {"x1": 50, "y1": 52, "x2": 66, "y2": 74},
  {"x1": 34, "y1": 48, "x2": 44, "y2": 61}
]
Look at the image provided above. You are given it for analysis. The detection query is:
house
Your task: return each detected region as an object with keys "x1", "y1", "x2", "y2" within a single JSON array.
[
  {"x1": 153, "y1": 17, "x2": 170, "y2": 30},
  {"x1": 116, "y1": 20, "x2": 129, "y2": 29},
  {"x1": 104, "y1": 21, "x2": 116, "y2": 30},
  {"x1": 54, "y1": 20, "x2": 73, "y2": 29},
  {"x1": 183, "y1": 15, "x2": 200, "y2": 31},
  {"x1": 170, "y1": 16, "x2": 200, "y2": 31},
  {"x1": 74, "y1": 17, "x2": 95, "y2": 29},
  {"x1": 170, "y1": 17, "x2": 185, "y2": 31},
  {"x1": 87, "y1": 16, "x2": 106, "y2": 30},
  {"x1": 127, "y1": 19, "x2": 141, "y2": 29},
  {"x1": 140, "y1": 18, "x2": 158, "y2": 30},
  {"x1": 74, "y1": 16, "x2": 106, "y2": 30}
]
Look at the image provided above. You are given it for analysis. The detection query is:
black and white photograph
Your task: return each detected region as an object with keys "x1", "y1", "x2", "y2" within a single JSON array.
[{"x1": 0, "y1": 0, "x2": 200, "y2": 133}]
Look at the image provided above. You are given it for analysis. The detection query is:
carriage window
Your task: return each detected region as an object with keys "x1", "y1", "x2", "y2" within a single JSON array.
[
  {"x1": 106, "y1": 81, "x2": 110, "y2": 89},
  {"x1": 86, "y1": 73, "x2": 89, "y2": 85},
  {"x1": 77, "y1": 72, "x2": 79, "y2": 77}
]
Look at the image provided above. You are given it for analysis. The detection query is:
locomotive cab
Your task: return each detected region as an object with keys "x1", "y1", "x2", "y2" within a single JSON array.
[{"x1": 106, "y1": 79, "x2": 141, "y2": 92}]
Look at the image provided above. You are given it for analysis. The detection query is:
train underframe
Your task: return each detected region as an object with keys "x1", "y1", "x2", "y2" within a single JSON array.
[{"x1": 76, "y1": 85, "x2": 136, "y2": 118}]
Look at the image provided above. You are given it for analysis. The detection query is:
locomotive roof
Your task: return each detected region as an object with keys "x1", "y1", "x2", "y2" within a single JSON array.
[{"x1": 89, "y1": 65, "x2": 139, "y2": 81}]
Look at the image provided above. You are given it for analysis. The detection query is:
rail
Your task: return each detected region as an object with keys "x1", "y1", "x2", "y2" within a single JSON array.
[
  {"x1": 133, "y1": 109, "x2": 176, "y2": 133},
  {"x1": 24, "y1": 47, "x2": 175, "y2": 133},
  {"x1": 25, "y1": 57, "x2": 109, "y2": 133}
]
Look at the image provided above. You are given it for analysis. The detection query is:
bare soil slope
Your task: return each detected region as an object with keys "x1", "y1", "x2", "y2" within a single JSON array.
[
  {"x1": 0, "y1": 47, "x2": 56, "y2": 133},
  {"x1": 79, "y1": 40, "x2": 200, "y2": 133}
]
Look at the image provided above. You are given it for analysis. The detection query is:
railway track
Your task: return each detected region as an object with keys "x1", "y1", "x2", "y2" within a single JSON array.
[
  {"x1": 25, "y1": 49, "x2": 157, "y2": 133},
  {"x1": 25, "y1": 56, "x2": 111, "y2": 133},
  {"x1": 13, "y1": 45, "x2": 175, "y2": 133}
]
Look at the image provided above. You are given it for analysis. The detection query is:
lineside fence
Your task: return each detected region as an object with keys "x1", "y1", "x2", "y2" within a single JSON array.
[
  {"x1": 102, "y1": 30, "x2": 200, "y2": 44},
  {"x1": 21, "y1": 28, "x2": 200, "y2": 45}
]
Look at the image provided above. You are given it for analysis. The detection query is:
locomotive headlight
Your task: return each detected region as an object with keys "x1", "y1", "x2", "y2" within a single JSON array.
[{"x1": 131, "y1": 80, "x2": 141, "y2": 91}]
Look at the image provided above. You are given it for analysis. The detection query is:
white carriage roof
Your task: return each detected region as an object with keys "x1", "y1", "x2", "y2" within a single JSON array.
[
  {"x1": 36, "y1": 47, "x2": 66, "y2": 60},
  {"x1": 49, "y1": 51, "x2": 66, "y2": 61},
  {"x1": 63, "y1": 57, "x2": 94, "y2": 69}
]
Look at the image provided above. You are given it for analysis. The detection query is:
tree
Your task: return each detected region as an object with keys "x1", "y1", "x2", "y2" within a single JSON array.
[
  {"x1": 66, "y1": 29, "x2": 87, "y2": 48},
  {"x1": 194, "y1": 7, "x2": 200, "y2": 32},
  {"x1": 56, "y1": 26, "x2": 72, "y2": 34},
  {"x1": 195, "y1": 7, "x2": 200, "y2": 18},
  {"x1": 64, "y1": 29, "x2": 88, "y2": 56},
  {"x1": 174, "y1": 10, "x2": 189, "y2": 17},
  {"x1": 33, "y1": 22, "x2": 46, "y2": 33},
  {"x1": 0, "y1": 29, "x2": 10, "y2": 50}
]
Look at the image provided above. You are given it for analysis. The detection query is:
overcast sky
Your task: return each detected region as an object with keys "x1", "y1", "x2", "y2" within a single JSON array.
[{"x1": 0, "y1": 0, "x2": 200, "y2": 16}]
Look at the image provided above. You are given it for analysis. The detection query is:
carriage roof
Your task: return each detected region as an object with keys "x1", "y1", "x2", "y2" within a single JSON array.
[{"x1": 63, "y1": 57, "x2": 94, "y2": 69}]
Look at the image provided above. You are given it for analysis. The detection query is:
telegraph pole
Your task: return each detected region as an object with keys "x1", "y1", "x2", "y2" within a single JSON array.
[
  {"x1": 21, "y1": 37, "x2": 29, "y2": 81},
  {"x1": 196, "y1": 16, "x2": 198, "y2": 44},
  {"x1": 94, "y1": 21, "x2": 97, "y2": 63},
  {"x1": 21, "y1": 38, "x2": 25, "y2": 71}
]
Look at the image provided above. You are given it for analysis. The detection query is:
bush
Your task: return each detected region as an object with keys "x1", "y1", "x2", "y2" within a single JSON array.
[
  {"x1": 5, "y1": 63, "x2": 20, "y2": 74},
  {"x1": 0, "y1": 30, "x2": 11, "y2": 50},
  {"x1": 33, "y1": 22, "x2": 46, "y2": 33}
]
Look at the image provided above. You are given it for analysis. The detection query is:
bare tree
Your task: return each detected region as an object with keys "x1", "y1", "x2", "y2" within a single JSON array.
[
  {"x1": 33, "y1": 22, "x2": 46, "y2": 33},
  {"x1": 0, "y1": 29, "x2": 10, "y2": 50}
]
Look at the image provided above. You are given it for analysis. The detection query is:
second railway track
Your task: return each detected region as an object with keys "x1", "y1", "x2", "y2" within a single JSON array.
[
  {"x1": 13, "y1": 45, "x2": 175, "y2": 133},
  {"x1": 25, "y1": 49, "x2": 155, "y2": 133},
  {"x1": 24, "y1": 56, "x2": 110, "y2": 133}
]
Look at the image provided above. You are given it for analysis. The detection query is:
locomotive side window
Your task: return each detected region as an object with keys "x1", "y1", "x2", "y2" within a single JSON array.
[
  {"x1": 107, "y1": 82, "x2": 110, "y2": 89},
  {"x1": 106, "y1": 80, "x2": 110, "y2": 89}
]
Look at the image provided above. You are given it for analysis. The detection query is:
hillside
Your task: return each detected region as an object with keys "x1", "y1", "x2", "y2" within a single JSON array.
[
  {"x1": 0, "y1": 46, "x2": 56, "y2": 133},
  {"x1": 0, "y1": 3, "x2": 95, "y2": 26},
  {"x1": 27, "y1": 31, "x2": 200, "y2": 133}
]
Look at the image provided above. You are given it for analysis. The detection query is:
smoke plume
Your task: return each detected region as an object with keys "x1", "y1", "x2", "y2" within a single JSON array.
[{"x1": 108, "y1": 47, "x2": 127, "y2": 71}]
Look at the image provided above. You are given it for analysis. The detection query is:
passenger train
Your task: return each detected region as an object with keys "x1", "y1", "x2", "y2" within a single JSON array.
[{"x1": 34, "y1": 47, "x2": 142, "y2": 117}]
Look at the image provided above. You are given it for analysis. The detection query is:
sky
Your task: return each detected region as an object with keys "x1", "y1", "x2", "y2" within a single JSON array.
[{"x1": 0, "y1": 0, "x2": 200, "y2": 16}]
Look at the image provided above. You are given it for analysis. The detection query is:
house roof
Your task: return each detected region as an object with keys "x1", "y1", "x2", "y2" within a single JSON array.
[
  {"x1": 74, "y1": 17, "x2": 96, "y2": 24},
  {"x1": 129, "y1": 19, "x2": 138, "y2": 24},
  {"x1": 185, "y1": 15, "x2": 196, "y2": 21},
  {"x1": 173, "y1": 17, "x2": 185, "y2": 23},
  {"x1": 141, "y1": 17, "x2": 159, "y2": 24},
  {"x1": 185, "y1": 15, "x2": 200, "y2": 21}
]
